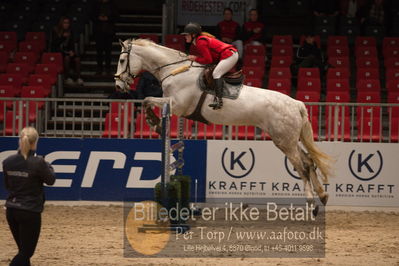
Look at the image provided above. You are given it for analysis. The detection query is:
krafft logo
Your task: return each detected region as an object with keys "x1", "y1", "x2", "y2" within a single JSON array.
[
  {"x1": 348, "y1": 150, "x2": 383, "y2": 181},
  {"x1": 221, "y1": 147, "x2": 255, "y2": 178},
  {"x1": 284, "y1": 156, "x2": 301, "y2": 180}
]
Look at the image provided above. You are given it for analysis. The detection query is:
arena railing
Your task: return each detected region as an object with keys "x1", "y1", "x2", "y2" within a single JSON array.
[{"x1": 0, "y1": 98, "x2": 398, "y2": 143}]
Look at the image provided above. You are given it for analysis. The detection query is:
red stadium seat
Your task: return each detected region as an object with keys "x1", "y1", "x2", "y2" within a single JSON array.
[
  {"x1": 328, "y1": 56, "x2": 350, "y2": 69},
  {"x1": 308, "y1": 115, "x2": 319, "y2": 140},
  {"x1": 357, "y1": 91, "x2": 381, "y2": 124},
  {"x1": 138, "y1": 34, "x2": 159, "y2": 43},
  {"x1": 109, "y1": 101, "x2": 134, "y2": 124},
  {"x1": 386, "y1": 69, "x2": 399, "y2": 81},
  {"x1": 327, "y1": 46, "x2": 349, "y2": 57},
  {"x1": 269, "y1": 67, "x2": 291, "y2": 79},
  {"x1": 387, "y1": 80, "x2": 399, "y2": 93},
  {"x1": 18, "y1": 41, "x2": 43, "y2": 53},
  {"x1": 355, "y1": 46, "x2": 377, "y2": 58},
  {"x1": 357, "y1": 116, "x2": 381, "y2": 142},
  {"x1": 244, "y1": 44, "x2": 266, "y2": 56},
  {"x1": 6, "y1": 63, "x2": 32, "y2": 81},
  {"x1": 231, "y1": 125, "x2": 256, "y2": 140},
  {"x1": 272, "y1": 35, "x2": 293, "y2": 46},
  {"x1": 325, "y1": 91, "x2": 351, "y2": 121},
  {"x1": 325, "y1": 115, "x2": 351, "y2": 141},
  {"x1": 243, "y1": 55, "x2": 265, "y2": 68},
  {"x1": 297, "y1": 77, "x2": 321, "y2": 92},
  {"x1": 0, "y1": 85, "x2": 17, "y2": 109},
  {"x1": 0, "y1": 40, "x2": 16, "y2": 54},
  {"x1": 327, "y1": 78, "x2": 350, "y2": 92},
  {"x1": 34, "y1": 64, "x2": 58, "y2": 84},
  {"x1": 383, "y1": 46, "x2": 399, "y2": 58},
  {"x1": 384, "y1": 57, "x2": 399, "y2": 69},
  {"x1": 327, "y1": 36, "x2": 348, "y2": 48},
  {"x1": 4, "y1": 111, "x2": 28, "y2": 136},
  {"x1": 356, "y1": 57, "x2": 379, "y2": 69},
  {"x1": 326, "y1": 90, "x2": 350, "y2": 102},
  {"x1": 25, "y1": 32, "x2": 46, "y2": 51},
  {"x1": 383, "y1": 37, "x2": 399, "y2": 48},
  {"x1": 296, "y1": 90, "x2": 320, "y2": 117},
  {"x1": 133, "y1": 113, "x2": 159, "y2": 139},
  {"x1": 356, "y1": 79, "x2": 381, "y2": 92},
  {"x1": 41, "y1": 53, "x2": 63, "y2": 73},
  {"x1": 390, "y1": 118, "x2": 399, "y2": 142},
  {"x1": 244, "y1": 78, "x2": 262, "y2": 87},
  {"x1": 268, "y1": 78, "x2": 291, "y2": 93},
  {"x1": 271, "y1": 56, "x2": 292, "y2": 67},
  {"x1": 327, "y1": 68, "x2": 350, "y2": 80},
  {"x1": 102, "y1": 113, "x2": 126, "y2": 138},
  {"x1": 355, "y1": 36, "x2": 376, "y2": 48},
  {"x1": 242, "y1": 66, "x2": 264, "y2": 80},
  {"x1": 165, "y1": 34, "x2": 185, "y2": 51},
  {"x1": 272, "y1": 45, "x2": 293, "y2": 57},
  {"x1": 194, "y1": 123, "x2": 223, "y2": 140},
  {"x1": 21, "y1": 86, "x2": 45, "y2": 99},
  {"x1": 0, "y1": 73, "x2": 25, "y2": 94},
  {"x1": 387, "y1": 92, "x2": 399, "y2": 118},
  {"x1": 356, "y1": 68, "x2": 379, "y2": 81},
  {"x1": 0, "y1": 31, "x2": 18, "y2": 44},
  {"x1": 28, "y1": 74, "x2": 54, "y2": 96},
  {"x1": 0, "y1": 51, "x2": 8, "y2": 72},
  {"x1": 357, "y1": 90, "x2": 381, "y2": 103},
  {"x1": 298, "y1": 68, "x2": 320, "y2": 81},
  {"x1": 13, "y1": 52, "x2": 38, "y2": 69}
]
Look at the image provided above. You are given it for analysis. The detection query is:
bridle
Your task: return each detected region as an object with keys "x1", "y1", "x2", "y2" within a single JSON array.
[
  {"x1": 114, "y1": 39, "x2": 203, "y2": 88},
  {"x1": 114, "y1": 40, "x2": 137, "y2": 83}
]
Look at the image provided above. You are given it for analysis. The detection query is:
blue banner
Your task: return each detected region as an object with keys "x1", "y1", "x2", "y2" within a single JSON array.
[{"x1": 0, "y1": 138, "x2": 207, "y2": 202}]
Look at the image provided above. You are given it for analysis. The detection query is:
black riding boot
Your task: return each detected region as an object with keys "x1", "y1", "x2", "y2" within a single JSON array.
[{"x1": 208, "y1": 78, "x2": 224, "y2": 110}]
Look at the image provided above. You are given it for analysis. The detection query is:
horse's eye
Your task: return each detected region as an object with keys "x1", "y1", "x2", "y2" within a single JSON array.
[{"x1": 120, "y1": 59, "x2": 125, "y2": 64}]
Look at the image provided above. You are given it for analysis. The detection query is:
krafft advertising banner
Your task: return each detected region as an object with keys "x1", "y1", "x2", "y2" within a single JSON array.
[
  {"x1": 0, "y1": 138, "x2": 207, "y2": 202},
  {"x1": 177, "y1": 0, "x2": 256, "y2": 26},
  {"x1": 206, "y1": 141, "x2": 399, "y2": 207}
]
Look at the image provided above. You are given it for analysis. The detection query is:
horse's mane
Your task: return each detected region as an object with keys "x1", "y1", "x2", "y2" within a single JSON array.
[{"x1": 131, "y1": 38, "x2": 186, "y2": 58}]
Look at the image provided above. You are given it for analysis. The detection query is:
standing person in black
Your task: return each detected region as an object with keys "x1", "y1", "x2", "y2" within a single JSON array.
[
  {"x1": 92, "y1": 0, "x2": 119, "y2": 75},
  {"x1": 3, "y1": 127, "x2": 56, "y2": 266}
]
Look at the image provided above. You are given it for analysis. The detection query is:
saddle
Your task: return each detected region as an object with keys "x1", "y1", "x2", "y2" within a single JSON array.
[
  {"x1": 185, "y1": 65, "x2": 244, "y2": 124},
  {"x1": 198, "y1": 65, "x2": 244, "y2": 100}
]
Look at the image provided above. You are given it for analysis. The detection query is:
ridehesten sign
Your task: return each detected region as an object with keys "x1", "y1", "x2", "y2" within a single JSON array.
[
  {"x1": 177, "y1": 0, "x2": 256, "y2": 26},
  {"x1": 206, "y1": 141, "x2": 399, "y2": 207}
]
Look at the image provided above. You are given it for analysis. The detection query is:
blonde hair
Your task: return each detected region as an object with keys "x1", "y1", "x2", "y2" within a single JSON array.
[
  {"x1": 200, "y1": 32, "x2": 216, "y2": 38},
  {"x1": 19, "y1": 127, "x2": 39, "y2": 159}
]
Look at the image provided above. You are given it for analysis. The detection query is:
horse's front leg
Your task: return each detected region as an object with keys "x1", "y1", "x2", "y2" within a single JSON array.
[
  {"x1": 143, "y1": 97, "x2": 172, "y2": 134},
  {"x1": 143, "y1": 96, "x2": 171, "y2": 110}
]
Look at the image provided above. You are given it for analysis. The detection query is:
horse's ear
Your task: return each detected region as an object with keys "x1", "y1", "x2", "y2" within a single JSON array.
[{"x1": 119, "y1": 39, "x2": 125, "y2": 49}]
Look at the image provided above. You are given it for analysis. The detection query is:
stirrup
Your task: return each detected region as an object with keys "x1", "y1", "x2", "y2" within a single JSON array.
[{"x1": 208, "y1": 98, "x2": 223, "y2": 110}]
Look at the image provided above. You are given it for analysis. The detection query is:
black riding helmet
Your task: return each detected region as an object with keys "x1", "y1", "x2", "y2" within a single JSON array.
[{"x1": 181, "y1": 22, "x2": 202, "y2": 35}]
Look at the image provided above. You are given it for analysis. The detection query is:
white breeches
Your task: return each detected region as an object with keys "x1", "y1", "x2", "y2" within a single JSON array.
[{"x1": 212, "y1": 51, "x2": 239, "y2": 79}]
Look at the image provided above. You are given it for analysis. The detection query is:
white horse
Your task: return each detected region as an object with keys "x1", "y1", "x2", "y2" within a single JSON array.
[{"x1": 114, "y1": 38, "x2": 332, "y2": 207}]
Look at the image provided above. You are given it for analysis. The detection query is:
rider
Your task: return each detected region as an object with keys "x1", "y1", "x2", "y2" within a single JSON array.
[{"x1": 181, "y1": 22, "x2": 239, "y2": 110}]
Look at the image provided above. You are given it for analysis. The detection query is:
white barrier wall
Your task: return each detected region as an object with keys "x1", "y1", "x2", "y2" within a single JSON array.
[{"x1": 206, "y1": 141, "x2": 399, "y2": 207}]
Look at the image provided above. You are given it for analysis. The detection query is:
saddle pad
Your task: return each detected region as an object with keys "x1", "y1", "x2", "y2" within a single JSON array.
[{"x1": 198, "y1": 75, "x2": 243, "y2": 100}]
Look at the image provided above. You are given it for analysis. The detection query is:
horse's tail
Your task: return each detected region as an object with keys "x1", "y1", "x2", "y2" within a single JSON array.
[{"x1": 299, "y1": 102, "x2": 332, "y2": 184}]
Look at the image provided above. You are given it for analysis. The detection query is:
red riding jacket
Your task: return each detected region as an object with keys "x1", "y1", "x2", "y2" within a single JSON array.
[{"x1": 193, "y1": 35, "x2": 237, "y2": 65}]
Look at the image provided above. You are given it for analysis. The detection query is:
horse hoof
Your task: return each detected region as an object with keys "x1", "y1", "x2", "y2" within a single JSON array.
[
  {"x1": 312, "y1": 205, "x2": 319, "y2": 217},
  {"x1": 320, "y1": 193, "x2": 329, "y2": 206}
]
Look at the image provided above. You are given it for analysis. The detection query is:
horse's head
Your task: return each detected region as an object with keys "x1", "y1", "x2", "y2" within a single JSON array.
[{"x1": 114, "y1": 39, "x2": 142, "y2": 92}]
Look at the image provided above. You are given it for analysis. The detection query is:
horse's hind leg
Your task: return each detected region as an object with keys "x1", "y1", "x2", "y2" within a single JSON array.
[
  {"x1": 276, "y1": 142, "x2": 314, "y2": 202},
  {"x1": 299, "y1": 149, "x2": 329, "y2": 205}
]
